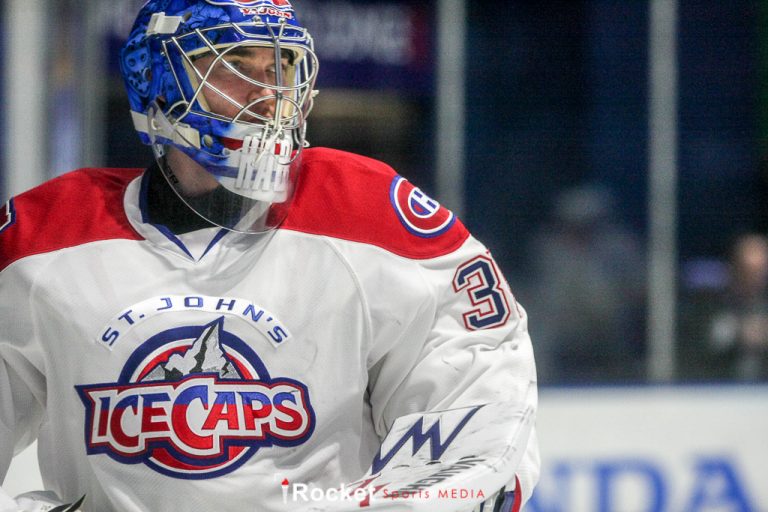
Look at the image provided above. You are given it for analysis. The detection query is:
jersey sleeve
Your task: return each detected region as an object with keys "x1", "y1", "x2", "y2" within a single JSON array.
[
  {"x1": 365, "y1": 235, "x2": 540, "y2": 505},
  {"x1": 0, "y1": 257, "x2": 85, "y2": 512},
  {"x1": 0, "y1": 363, "x2": 46, "y2": 509},
  {"x1": 0, "y1": 194, "x2": 51, "y2": 506},
  {"x1": 0, "y1": 168, "x2": 141, "y2": 490},
  {"x1": 0, "y1": 359, "x2": 44, "y2": 465}
]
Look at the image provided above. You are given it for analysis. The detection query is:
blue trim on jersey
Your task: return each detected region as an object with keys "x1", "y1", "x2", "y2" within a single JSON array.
[
  {"x1": 137, "y1": 170, "x2": 152, "y2": 225},
  {"x1": 201, "y1": 228, "x2": 229, "y2": 259},
  {"x1": 0, "y1": 198, "x2": 16, "y2": 234},
  {"x1": 156, "y1": 224, "x2": 194, "y2": 259}
]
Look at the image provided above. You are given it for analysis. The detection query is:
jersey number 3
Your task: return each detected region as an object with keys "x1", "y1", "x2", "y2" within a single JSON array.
[{"x1": 453, "y1": 255, "x2": 511, "y2": 330}]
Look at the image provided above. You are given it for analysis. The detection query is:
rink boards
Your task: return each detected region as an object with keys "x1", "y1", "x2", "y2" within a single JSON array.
[
  {"x1": 531, "y1": 385, "x2": 768, "y2": 511},
  {"x1": 4, "y1": 385, "x2": 767, "y2": 511}
]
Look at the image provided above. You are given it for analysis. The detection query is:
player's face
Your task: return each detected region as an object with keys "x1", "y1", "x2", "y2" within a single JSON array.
[{"x1": 193, "y1": 46, "x2": 290, "y2": 122}]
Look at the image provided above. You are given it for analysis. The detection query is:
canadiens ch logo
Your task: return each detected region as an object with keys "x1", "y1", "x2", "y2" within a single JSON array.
[
  {"x1": 390, "y1": 176, "x2": 455, "y2": 238},
  {"x1": 76, "y1": 317, "x2": 314, "y2": 479}
]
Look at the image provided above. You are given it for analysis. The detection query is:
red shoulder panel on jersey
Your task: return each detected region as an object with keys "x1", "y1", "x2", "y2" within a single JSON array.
[
  {"x1": 282, "y1": 148, "x2": 470, "y2": 259},
  {"x1": 0, "y1": 168, "x2": 145, "y2": 272}
]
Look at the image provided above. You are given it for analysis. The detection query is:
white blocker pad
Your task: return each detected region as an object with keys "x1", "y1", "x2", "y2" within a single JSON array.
[{"x1": 291, "y1": 400, "x2": 534, "y2": 511}]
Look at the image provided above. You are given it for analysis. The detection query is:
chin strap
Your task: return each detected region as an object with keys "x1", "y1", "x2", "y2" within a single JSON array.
[{"x1": 133, "y1": 110, "x2": 202, "y2": 149}]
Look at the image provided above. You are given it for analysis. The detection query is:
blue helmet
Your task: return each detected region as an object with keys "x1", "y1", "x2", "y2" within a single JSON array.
[{"x1": 120, "y1": 0, "x2": 319, "y2": 232}]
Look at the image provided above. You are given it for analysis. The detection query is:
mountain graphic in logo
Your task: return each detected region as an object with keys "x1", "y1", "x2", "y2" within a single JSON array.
[{"x1": 141, "y1": 317, "x2": 238, "y2": 382}]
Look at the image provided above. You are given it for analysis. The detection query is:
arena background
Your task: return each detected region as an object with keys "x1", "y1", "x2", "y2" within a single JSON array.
[{"x1": 2, "y1": 1, "x2": 767, "y2": 510}]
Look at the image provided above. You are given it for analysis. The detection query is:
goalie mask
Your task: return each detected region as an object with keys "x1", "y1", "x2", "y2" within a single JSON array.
[{"x1": 121, "y1": 0, "x2": 318, "y2": 232}]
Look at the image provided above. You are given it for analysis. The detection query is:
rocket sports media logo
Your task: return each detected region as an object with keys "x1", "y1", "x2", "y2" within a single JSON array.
[
  {"x1": 76, "y1": 316, "x2": 314, "y2": 479},
  {"x1": 277, "y1": 405, "x2": 492, "y2": 507}
]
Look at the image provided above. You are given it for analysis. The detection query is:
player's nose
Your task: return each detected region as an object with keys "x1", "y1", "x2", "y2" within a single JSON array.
[{"x1": 245, "y1": 84, "x2": 277, "y2": 120}]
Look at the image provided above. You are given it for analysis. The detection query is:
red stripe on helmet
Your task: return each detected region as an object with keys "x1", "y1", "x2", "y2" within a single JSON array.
[{"x1": 220, "y1": 137, "x2": 244, "y2": 150}]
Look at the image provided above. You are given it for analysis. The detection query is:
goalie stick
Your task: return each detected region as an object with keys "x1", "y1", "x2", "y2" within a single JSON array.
[{"x1": 49, "y1": 495, "x2": 85, "y2": 512}]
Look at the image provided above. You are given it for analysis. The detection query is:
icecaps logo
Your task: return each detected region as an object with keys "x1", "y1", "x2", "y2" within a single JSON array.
[
  {"x1": 390, "y1": 176, "x2": 455, "y2": 238},
  {"x1": 77, "y1": 317, "x2": 314, "y2": 479}
]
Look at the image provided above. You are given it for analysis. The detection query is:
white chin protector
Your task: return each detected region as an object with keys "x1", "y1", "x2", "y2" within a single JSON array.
[
  {"x1": 147, "y1": 103, "x2": 300, "y2": 234},
  {"x1": 224, "y1": 126, "x2": 293, "y2": 203}
]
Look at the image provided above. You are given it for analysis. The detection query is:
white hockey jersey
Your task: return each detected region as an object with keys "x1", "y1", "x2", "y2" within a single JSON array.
[{"x1": 0, "y1": 148, "x2": 539, "y2": 511}]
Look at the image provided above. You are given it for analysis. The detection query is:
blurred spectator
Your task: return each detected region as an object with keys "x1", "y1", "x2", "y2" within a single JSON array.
[
  {"x1": 525, "y1": 183, "x2": 646, "y2": 383},
  {"x1": 707, "y1": 234, "x2": 768, "y2": 381}
]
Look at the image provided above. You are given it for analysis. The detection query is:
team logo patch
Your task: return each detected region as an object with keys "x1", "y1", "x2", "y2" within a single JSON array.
[
  {"x1": 389, "y1": 176, "x2": 455, "y2": 238},
  {"x1": 77, "y1": 317, "x2": 314, "y2": 479}
]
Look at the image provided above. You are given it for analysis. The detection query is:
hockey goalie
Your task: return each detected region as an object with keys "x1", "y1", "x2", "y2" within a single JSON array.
[{"x1": 0, "y1": 1, "x2": 539, "y2": 510}]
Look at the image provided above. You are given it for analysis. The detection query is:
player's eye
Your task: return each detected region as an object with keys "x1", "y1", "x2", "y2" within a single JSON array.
[
  {"x1": 264, "y1": 65, "x2": 285, "y2": 85},
  {"x1": 225, "y1": 59, "x2": 246, "y2": 73},
  {"x1": 266, "y1": 64, "x2": 289, "y2": 80}
]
